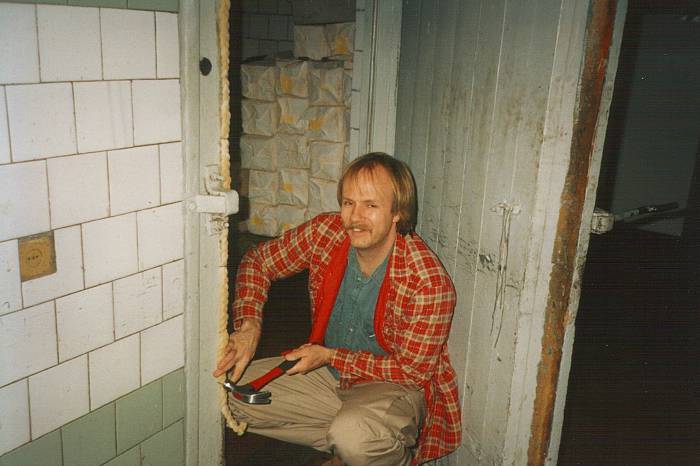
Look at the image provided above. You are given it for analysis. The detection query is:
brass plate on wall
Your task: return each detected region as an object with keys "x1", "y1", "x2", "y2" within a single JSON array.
[{"x1": 18, "y1": 231, "x2": 57, "y2": 282}]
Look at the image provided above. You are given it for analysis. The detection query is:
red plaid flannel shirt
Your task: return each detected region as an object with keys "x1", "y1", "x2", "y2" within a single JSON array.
[{"x1": 233, "y1": 213, "x2": 461, "y2": 464}]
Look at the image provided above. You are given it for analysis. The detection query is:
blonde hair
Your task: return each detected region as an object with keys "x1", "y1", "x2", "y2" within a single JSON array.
[{"x1": 337, "y1": 152, "x2": 417, "y2": 234}]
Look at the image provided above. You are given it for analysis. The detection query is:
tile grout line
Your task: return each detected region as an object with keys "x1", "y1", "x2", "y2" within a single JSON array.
[
  {"x1": 25, "y1": 377, "x2": 33, "y2": 446},
  {"x1": 98, "y1": 8, "x2": 105, "y2": 81},
  {"x1": 52, "y1": 299, "x2": 60, "y2": 370},
  {"x1": 2, "y1": 86, "x2": 16, "y2": 165},
  {"x1": 33, "y1": 4, "x2": 42, "y2": 84},
  {"x1": 154, "y1": 11, "x2": 159, "y2": 79}
]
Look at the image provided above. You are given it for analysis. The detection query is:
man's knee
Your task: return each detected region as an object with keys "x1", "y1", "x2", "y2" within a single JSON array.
[{"x1": 327, "y1": 407, "x2": 414, "y2": 466}]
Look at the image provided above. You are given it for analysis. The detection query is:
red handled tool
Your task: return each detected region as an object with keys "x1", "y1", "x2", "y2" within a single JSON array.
[{"x1": 223, "y1": 358, "x2": 299, "y2": 404}]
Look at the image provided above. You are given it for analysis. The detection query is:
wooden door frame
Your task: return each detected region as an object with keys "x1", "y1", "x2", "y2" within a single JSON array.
[
  {"x1": 528, "y1": 1, "x2": 628, "y2": 464},
  {"x1": 181, "y1": 0, "x2": 226, "y2": 464}
]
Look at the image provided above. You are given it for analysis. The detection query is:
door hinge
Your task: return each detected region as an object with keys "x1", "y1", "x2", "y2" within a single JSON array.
[{"x1": 187, "y1": 166, "x2": 239, "y2": 235}]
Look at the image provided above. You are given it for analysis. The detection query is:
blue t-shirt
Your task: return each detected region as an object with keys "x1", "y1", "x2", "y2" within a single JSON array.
[{"x1": 325, "y1": 248, "x2": 390, "y2": 378}]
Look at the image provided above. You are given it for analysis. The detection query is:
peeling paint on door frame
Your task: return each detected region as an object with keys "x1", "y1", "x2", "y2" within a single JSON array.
[{"x1": 527, "y1": 2, "x2": 620, "y2": 464}]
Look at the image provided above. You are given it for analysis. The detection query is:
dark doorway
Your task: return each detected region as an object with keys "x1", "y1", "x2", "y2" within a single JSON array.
[
  {"x1": 224, "y1": 1, "x2": 353, "y2": 464},
  {"x1": 558, "y1": 1, "x2": 700, "y2": 464}
]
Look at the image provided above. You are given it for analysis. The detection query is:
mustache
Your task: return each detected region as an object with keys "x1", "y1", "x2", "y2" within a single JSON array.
[{"x1": 344, "y1": 223, "x2": 370, "y2": 231}]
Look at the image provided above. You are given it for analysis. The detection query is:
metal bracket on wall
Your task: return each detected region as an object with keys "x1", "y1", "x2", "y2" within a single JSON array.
[{"x1": 188, "y1": 165, "x2": 239, "y2": 235}]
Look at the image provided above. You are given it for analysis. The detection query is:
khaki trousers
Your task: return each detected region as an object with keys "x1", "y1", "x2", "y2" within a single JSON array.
[{"x1": 228, "y1": 357, "x2": 426, "y2": 466}]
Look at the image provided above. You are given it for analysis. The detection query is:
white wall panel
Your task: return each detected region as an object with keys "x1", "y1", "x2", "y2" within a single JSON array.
[
  {"x1": 0, "y1": 4, "x2": 39, "y2": 85},
  {"x1": 137, "y1": 203, "x2": 184, "y2": 270},
  {"x1": 140, "y1": 315, "x2": 183, "y2": 385},
  {"x1": 74, "y1": 81, "x2": 133, "y2": 153},
  {"x1": 156, "y1": 12, "x2": 180, "y2": 79},
  {"x1": 56, "y1": 284, "x2": 114, "y2": 362},
  {"x1": 132, "y1": 79, "x2": 182, "y2": 145},
  {"x1": 37, "y1": 5, "x2": 102, "y2": 82},
  {"x1": 6, "y1": 84, "x2": 77, "y2": 162},
  {"x1": 0, "y1": 380, "x2": 29, "y2": 456},
  {"x1": 113, "y1": 268, "x2": 162, "y2": 339},
  {"x1": 0, "y1": 302, "x2": 57, "y2": 387},
  {"x1": 108, "y1": 145, "x2": 160, "y2": 215},
  {"x1": 0, "y1": 240, "x2": 21, "y2": 316},
  {"x1": 0, "y1": 161, "x2": 50, "y2": 242},
  {"x1": 101, "y1": 9, "x2": 156, "y2": 80},
  {"x1": 47, "y1": 152, "x2": 110, "y2": 228},
  {"x1": 82, "y1": 214, "x2": 138, "y2": 287},
  {"x1": 89, "y1": 334, "x2": 140, "y2": 410}
]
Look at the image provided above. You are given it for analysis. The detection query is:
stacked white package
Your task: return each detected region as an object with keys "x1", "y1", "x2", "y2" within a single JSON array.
[
  {"x1": 293, "y1": 25, "x2": 331, "y2": 60},
  {"x1": 326, "y1": 22, "x2": 355, "y2": 58},
  {"x1": 276, "y1": 56, "x2": 309, "y2": 98},
  {"x1": 247, "y1": 201, "x2": 278, "y2": 237},
  {"x1": 279, "y1": 168, "x2": 309, "y2": 207},
  {"x1": 278, "y1": 205, "x2": 307, "y2": 234},
  {"x1": 309, "y1": 61, "x2": 346, "y2": 106},
  {"x1": 278, "y1": 97, "x2": 309, "y2": 135},
  {"x1": 310, "y1": 141, "x2": 345, "y2": 181},
  {"x1": 304, "y1": 106, "x2": 348, "y2": 142},
  {"x1": 276, "y1": 134, "x2": 310, "y2": 169},
  {"x1": 241, "y1": 135, "x2": 277, "y2": 170},
  {"x1": 308, "y1": 177, "x2": 339, "y2": 217},
  {"x1": 240, "y1": 23, "x2": 355, "y2": 236},
  {"x1": 248, "y1": 169, "x2": 279, "y2": 205},
  {"x1": 241, "y1": 59, "x2": 276, "y2": 101},
  {"x1": 242, "y1": 99, "x2": 279, "y2": 136}
]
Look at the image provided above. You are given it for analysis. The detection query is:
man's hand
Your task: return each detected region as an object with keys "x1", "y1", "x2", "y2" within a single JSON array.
[
  {"x1": 284, "y1": 343, "x2": 334, "y2": 375},
  {"x1": 212, "y1": 318, "x2": 261, "y2": 382}
]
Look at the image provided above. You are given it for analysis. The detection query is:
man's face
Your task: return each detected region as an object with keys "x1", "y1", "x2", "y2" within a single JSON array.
[{"x1": 340, "y1": 166, "x2": 400, "y2": 256}]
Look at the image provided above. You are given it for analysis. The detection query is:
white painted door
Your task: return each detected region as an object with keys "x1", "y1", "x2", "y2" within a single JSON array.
[
  {"x1": 394, "y1": 1, "x2": 627, "y2": 464},
  {"x1": 181, "y1": 1, "x2": 233, "y2": 465}
]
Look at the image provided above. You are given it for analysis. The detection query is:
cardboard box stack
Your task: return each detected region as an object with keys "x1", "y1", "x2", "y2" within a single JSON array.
[{"x1": 241, "y1": 22, "x2": 354, "y2": 237}]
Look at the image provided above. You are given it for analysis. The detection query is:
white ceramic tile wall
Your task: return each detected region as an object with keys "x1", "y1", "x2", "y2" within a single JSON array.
[
  {"x1": 0, "y1": 161, "x2": 50, "y2": 242},
  {"x1": 132, "y1": 79, "x2": 182, "y2": 145},
  {"x1": 89, "y1": 334, "x2": 140, "y2": 409},
  {"x1": 101, "y1": 9, "x2": 156, "y2": 80},
  {"x1": 108, "y1": 145, "x2": 160, "y2": 215},
  {"x1": 141, "y1": 315, "x2": 183, "y2": 385},
  {"x1": 47, "y1": 152, "x2": 110, "y2": 229},
  {"x1": 28, "y1": 355, "x2": 89, "y2": 438},
  {"x1": 0, "y1": 240, "x2": 22, "y2": 316},
  {"x1": 156, "y1": 13, "x2": 179, "y2": 79},
  {"x1": 37, "y1": 5, "x2": 102, "y2": 82},
  {"x1": 0, "y1": 4, "x2": 39, "y2": 85},
  {"x1": 162, "y1": 259, "x2": 184, "y2": 319},
  {"x1": 0, "y1": 87, "x2": 10, "y2": 164},
  {"x1": 56, "y1": 284, "x2": 114, "y2": 362},
  {"x1": 1, "y1": 4, "x2": 184, "y2": 454},
  {"x1": 6, "y1": 83, "x2": 77, "y2": 162},
  {"x1": 137, "y1": 203, "x2": 184, "y2": 270},
  {"x1": 82, "y1": 214, "x2": 139, "y2": 287},
  {"x1": 0, "y1": 302, "x2": 57, "y2": 387},
  {"x1": 0, "y1": 380, "x2": 29, "y2": 456},
  {"x1": 22, "y1": 226, "x2": 84, "y2": 307},
  {"x1": 113, "y1": 268, "x2": 162, "y2": 339},
  {"x1": 74, "y1": 81, "x2": 133, "y2": 153},
  {"x1": 159, "y1": 142, "x2": 183, "y2": 204}
]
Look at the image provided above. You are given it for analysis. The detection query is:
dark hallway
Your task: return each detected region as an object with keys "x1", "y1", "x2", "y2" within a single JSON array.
[
  {"x1": 558, "y1": 1, "x2": 700, "y2": 464},
  {"x1": 558, "y1": 227, "x2": 699, "y2": 465}
]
